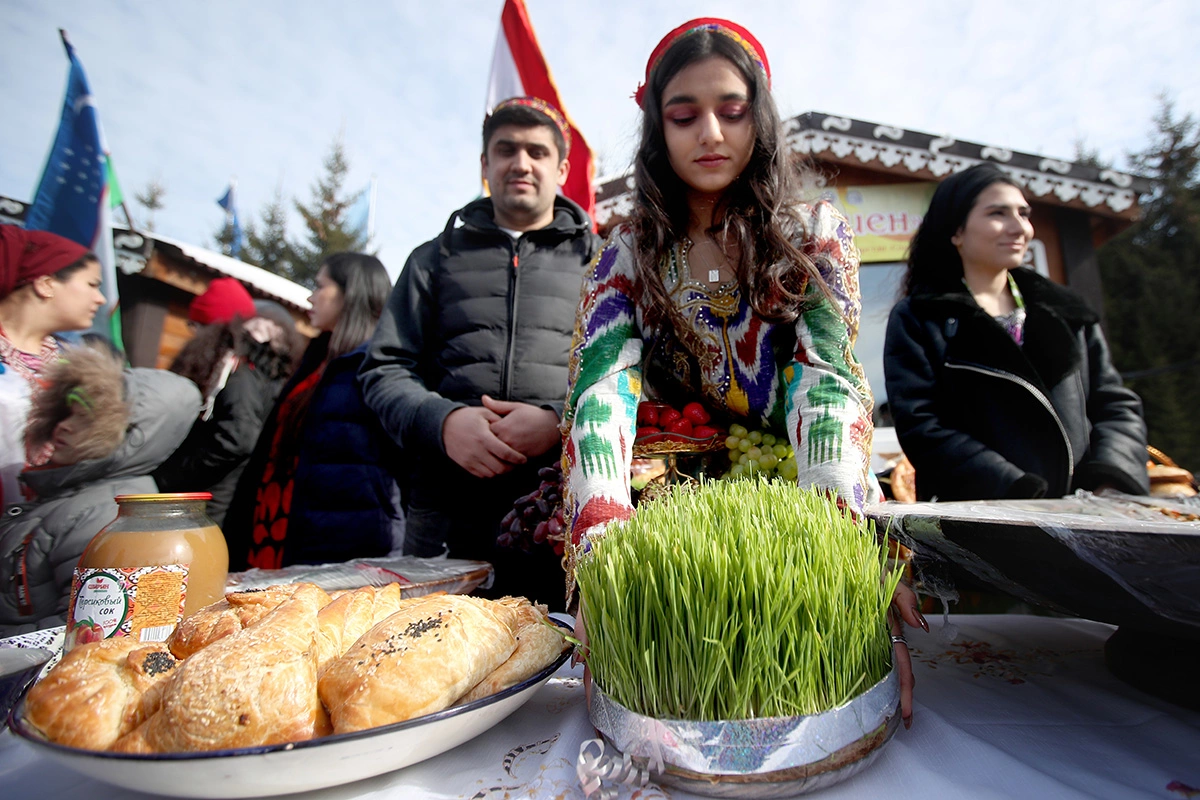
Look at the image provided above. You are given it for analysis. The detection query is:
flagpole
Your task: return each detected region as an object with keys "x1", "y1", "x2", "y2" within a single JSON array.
[
  {"x1": 227, "y1": 176, "x2": 236, "y2": 256},
  {"x1": 367, "y1": 175, "x2": 377, "y2": 242},
  {"x1": 119, "y1": 200, "x2": 139, "y2": 233},
  {"x1": 228, "y1": 176, "x2": 237, "y2": 230}
]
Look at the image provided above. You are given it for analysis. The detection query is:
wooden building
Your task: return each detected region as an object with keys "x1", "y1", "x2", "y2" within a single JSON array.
[
  {"x1": 0, "y1": 195, "x2": 312, "y2": 369},
  {"x1": 591, "y1": 111, "x2": 1152, "y2": 422}
]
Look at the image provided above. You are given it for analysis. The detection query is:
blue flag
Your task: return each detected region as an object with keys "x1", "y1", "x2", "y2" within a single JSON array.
[
  {"x1": 345, "y1": 177, "x2": 376, "y2": 243},
  {"x1": 26, "y1": 29, "x2": 121, "y2": 348},
  {"x1": 217, "y1": 184, "x2": 244, "y2": 258}
]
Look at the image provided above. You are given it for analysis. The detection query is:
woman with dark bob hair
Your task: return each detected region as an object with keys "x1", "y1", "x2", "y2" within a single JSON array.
[
  {"x1": 884, "y1": 163, "x2": 1149, "y2": 501},
  {"x1": 562, "y1": 18, "x2": 925, "y2": 726},
  {"x1": 224, "y1": 252, "x2": 406, "y2": 569}
]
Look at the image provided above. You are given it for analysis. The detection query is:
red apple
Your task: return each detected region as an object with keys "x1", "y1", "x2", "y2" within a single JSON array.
[
  {"x1": 682, "y1": 402, "x2": 711, "y2": 425},
  {"x1": 665, "y1": 418, "x2": 694, "y2": 437},
  {"x1": 636, "y1": 427, "x2": 666, "y2": 444},
  {"x1": 637, "y1": 403, "x2": 660, "y2": 426},
  {"x1": 659, "y1": 408, "x2": 683, "y2": 427}
]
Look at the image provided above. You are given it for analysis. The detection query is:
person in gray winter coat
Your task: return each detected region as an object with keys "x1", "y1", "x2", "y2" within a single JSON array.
[{"x1": 0, "y1": 343, "x2": 202, "y2": 635}]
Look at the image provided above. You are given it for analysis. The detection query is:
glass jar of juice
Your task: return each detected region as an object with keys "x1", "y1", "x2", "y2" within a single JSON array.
[{"x1": 65, "y1": 493, "x2": 228, "y2": 651}]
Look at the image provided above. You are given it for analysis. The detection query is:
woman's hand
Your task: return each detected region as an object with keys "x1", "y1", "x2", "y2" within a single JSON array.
[{"x1": 890, "y1": 581, "x2": 928, "y2": 729}]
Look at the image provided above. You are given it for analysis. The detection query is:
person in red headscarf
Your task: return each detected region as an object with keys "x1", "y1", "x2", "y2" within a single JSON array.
[
  {"x1": 560, "y1": 19, "x2": 925, "y2": 728},
  {"x1": 0, "y1": 225, "x2": 105, "y2": 509}
]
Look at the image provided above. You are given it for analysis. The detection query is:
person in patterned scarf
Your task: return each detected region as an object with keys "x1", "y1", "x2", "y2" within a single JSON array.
[{"x1": 561, "y1": 18, "x2": 926, "y2": 728}]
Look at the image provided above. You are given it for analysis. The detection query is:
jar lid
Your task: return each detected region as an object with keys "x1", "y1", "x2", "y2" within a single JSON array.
[{"x1": 115, "y1": 492, "x2": 214, "y2": 503}]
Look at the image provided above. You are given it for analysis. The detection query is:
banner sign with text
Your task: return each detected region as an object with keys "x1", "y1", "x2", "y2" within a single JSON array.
[{"x1": 823, "y1": 183, "x2": 937, "y2": 263}]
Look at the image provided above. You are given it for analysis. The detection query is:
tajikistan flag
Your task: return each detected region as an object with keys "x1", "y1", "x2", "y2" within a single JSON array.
[{"x1": 26, "y1": 29, "x2": 123, "y2": 349}]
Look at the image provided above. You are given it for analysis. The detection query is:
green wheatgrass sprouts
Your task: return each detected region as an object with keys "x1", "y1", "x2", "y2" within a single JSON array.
[{"x1": 577, "y1": 479, "x2": 902, "y2": 721}]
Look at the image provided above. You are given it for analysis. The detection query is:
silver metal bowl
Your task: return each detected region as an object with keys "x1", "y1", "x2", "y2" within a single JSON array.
[{"x1": 588, "y1": 668, "x2": 900, "y2": 798}]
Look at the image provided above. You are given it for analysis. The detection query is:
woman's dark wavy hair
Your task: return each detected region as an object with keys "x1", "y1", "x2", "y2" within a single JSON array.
[
  {"x1": 902, "y1": 163, "x2": 1023, "y2": 297},
  {"x1": 631, "y1": 29, "x2": 825, "y2": 339},
  {"x1": 170, "y1": 317, "x2": 297, "y2": 400},
  {"x1": 321, "y1": 252, "x2": 391, "y2": 361}
]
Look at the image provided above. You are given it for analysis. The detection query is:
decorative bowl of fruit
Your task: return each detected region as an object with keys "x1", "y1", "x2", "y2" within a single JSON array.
[{"x1": 634, "y1": 401, "x2": 726, "y2": 456}]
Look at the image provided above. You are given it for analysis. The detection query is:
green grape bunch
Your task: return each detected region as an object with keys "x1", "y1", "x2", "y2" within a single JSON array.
[{"x1": 722, "y1": 424, "x2": 799, "y2": 481}]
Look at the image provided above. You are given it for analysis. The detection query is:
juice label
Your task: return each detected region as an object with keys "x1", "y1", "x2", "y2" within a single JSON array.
[{"x1": 66, "y1": 564, "x2": 189, "y2": 651}]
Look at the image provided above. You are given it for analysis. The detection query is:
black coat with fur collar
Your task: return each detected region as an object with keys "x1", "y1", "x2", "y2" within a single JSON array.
[{"x1": 883, "y1": 268, "x2": 1148, "y2": 501}]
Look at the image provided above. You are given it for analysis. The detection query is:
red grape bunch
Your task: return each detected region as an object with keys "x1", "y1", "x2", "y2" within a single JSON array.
[{"x1": 497, "y1": 463, "x2": 566, "y2": 556}]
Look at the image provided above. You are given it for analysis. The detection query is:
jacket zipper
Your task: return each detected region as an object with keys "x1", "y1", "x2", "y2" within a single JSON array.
[
  {"x1": 944, "y1": 362, "x2": 1075, "y2": 488},
  {"x1": 500, "y1": 240, "x2": 519, "y2": 401}
]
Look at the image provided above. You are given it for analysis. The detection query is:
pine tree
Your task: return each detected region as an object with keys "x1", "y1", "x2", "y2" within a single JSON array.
[
  {"x1": 1097, "y1": 97, "x2": 1200, "y2": 472},
  {"x1": 289, "y1": 137, "x2": 370, "y2": 287},
  {"x1": 134, "y1": 180, "x2": 166, "y2": 232},
  {"x1": 245, "y1": 189, "x2": 294, "y2": 277}
]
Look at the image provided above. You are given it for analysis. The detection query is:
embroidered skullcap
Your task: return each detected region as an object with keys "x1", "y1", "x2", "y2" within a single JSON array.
[
  {"x1": 189, "y1": 277, "x2": 256, "y2": 325},
  {"x1": 489, "y1": 97, "x2": 572, "y2": 154},
  {"x1": 0, "y1": 225, "x2": 91, "y2": 299},
  {"x1": 634, "y1": 18, "x2": 771, "y2": 107}
]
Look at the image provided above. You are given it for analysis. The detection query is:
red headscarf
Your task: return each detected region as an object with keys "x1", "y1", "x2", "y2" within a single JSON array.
[
  {"x1": 634, "y1": 18, "x2": 771, "y2": 108},
  {"x1": 0, "y1": 225, "x2": 91, "y2": 299},
  {"x1": 189, "y1": 277, "x2": 256, "y2": 325}
]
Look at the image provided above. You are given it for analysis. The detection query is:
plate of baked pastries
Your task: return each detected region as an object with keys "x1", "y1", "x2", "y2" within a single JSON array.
[{"x1": 8, "y1": 583, "x2": 573, "y2": 798}]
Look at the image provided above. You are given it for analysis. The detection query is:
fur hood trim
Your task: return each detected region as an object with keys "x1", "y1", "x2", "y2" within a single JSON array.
[{"x1": 25, "y1": 344, "x2": 128, "y2": 462}]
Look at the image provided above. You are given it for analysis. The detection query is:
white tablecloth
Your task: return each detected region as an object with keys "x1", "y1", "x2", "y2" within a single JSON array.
[{"x1": 3, "y1": 614, "x2": 1199, "y2": 799}]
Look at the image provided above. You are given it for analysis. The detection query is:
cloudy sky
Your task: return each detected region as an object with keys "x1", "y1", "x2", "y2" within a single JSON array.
[{"x1": 3, "y1": 0, "x2": 1198, "y2": 282}]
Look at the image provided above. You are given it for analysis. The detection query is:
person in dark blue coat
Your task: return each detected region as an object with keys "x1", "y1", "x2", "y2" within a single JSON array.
[{"x1": 224, "y1": 252, "x2": 404, "y2": 570}]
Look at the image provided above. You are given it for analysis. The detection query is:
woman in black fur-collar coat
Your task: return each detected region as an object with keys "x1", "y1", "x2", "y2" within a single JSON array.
[{"x1": 884, "y1": 164, "x2": 1148, "y2": 501}]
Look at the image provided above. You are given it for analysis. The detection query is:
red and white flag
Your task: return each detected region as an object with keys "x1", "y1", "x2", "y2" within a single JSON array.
[{"x1": 486, "y1": 0, "x2": 596, "y2": 227}]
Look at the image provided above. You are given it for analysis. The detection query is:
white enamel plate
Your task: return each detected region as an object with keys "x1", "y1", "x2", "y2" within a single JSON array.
[{"x1": 8, "y1": 621, "x2": 573, "y2": 799}]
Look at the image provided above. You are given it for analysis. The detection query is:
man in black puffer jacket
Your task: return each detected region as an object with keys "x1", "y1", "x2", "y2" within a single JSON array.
[{"x1": 360, "y1": 99, "x2": 598, "y2": 610}]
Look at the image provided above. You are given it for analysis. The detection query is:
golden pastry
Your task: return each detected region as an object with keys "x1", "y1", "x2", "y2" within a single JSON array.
[
  {"x1": 167, "y1": 583, "x2": 331, "y2": 659},
  {"x1": 25, "y1": 637, "x2": 178, "y2": 750},
  {"x1": 319, "y1": 594, "x2": 519, "y2": 733},
  {"x1": 458, "y1": 597, "x2": 568, "y2": 704},
  {"x1": 114, "y1": 583, "x2": 325, "y2": 752},
  {"x1": 314, "y1": 583, "x2": 406, "y2": 671}
]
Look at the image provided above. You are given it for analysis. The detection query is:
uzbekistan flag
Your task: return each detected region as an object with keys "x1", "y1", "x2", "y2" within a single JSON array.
[
  {"x1": 26, "y1": 29, "x2": 122, "y2": 348},
  {"x1": 486, "y1": 0, "x2": 596, "y2": 227}
]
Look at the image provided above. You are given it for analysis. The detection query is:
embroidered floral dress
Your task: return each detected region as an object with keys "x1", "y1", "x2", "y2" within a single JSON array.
[{"x1": 561, "y1": 202, "x2": 877, "y2": 580}]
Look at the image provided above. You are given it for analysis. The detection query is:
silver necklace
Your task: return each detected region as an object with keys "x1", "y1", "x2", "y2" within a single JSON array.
[{"x1": 684, "y1": 236, "x2": 728, "y2": 283}]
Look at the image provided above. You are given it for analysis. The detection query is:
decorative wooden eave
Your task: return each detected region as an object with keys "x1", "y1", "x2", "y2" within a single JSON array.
[
  {"x1": 788, "y1": 112, "x2": 1150, "y2": 221},
  {"x1": 593, "y1": 111, "x2": 1154, "y2": 227},
  {"x1": 113, "y1": 226, "x2": 312, "y2": 313}
]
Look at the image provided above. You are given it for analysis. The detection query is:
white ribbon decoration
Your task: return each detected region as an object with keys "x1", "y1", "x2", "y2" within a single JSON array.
[{"x1": 576, "y1": 738, "x2": 661, "y2": 800}]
